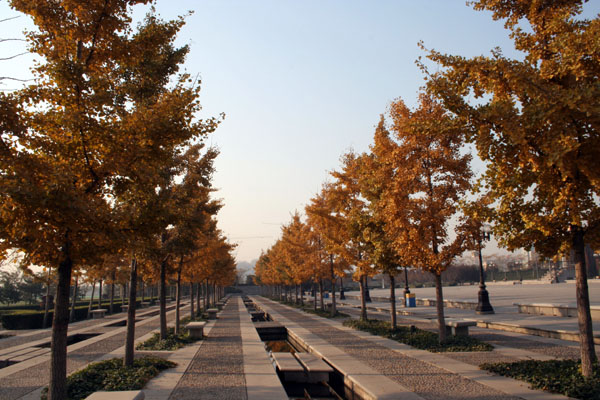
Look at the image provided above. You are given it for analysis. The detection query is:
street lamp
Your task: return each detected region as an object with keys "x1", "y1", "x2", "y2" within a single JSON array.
[{"x1": 476, "y1": 223, "x2": 495, "y2": 314}]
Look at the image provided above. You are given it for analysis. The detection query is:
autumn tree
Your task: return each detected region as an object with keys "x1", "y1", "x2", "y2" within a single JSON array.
[
  {"x1": 326, "y1": 155, "x2": 376, "y2": 321},
  {"x1": 425, "y1": 0, "x2": 599, "y2": 375},
  {"x1": 354, "y1": 119, "x2": 410, "y2": 328},
  {"x1": 306, "y1": 190, "x2": 351, "y2": 316},
  {"x1": 0, "y1": 1, "x2": 161, "y2": 398},
  {"x1": 280, "y1": 213, "x2": 314, "y2": 305},
  {"x1": 384, "y1": 93, "x2": 472, "y2": 343}
]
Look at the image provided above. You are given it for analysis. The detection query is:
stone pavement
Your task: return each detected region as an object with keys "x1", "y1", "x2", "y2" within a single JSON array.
[
  {"x1": 2, "y1": 293, "x2": 595, "y2": 400},
  {"x1": 335, "y1": 281, "x2": 600, "y2": 344},
  {"x1": 251, "y1": 296, "x2": 570, "y2": 400}
]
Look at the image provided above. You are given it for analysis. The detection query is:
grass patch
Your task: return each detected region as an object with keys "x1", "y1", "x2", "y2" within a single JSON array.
[
  {"x1": 136, "y1": 318, "x2": 204, "y2": 351},
  {"x1": 273, "y1": 297, "x2": 349, "y2": 319},
  {"x1": 481, "y1": 359, "x2": 600, "y2": 400},
  {"x1": 343, "y1": 318, "x2": 493, "y2": 352},
  {"x1": 41, "y1": 356, "x2": 175, "y2": 400}
]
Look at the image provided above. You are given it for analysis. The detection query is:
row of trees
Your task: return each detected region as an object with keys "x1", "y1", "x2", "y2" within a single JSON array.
[
  {"x1": 256, "y1": 0, "x2": 599, "y2": 377},
  {"x1": 0, "y1": 1, "x2": 237, "y2": 398}
]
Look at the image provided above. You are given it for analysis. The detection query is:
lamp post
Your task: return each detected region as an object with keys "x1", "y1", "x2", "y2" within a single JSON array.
[
  {"x1": 476, "y1": 223, "x2": 494, "y2": 314},
  {"x1": 403, "y1": 265, "x2": 410, "y2": 308}
]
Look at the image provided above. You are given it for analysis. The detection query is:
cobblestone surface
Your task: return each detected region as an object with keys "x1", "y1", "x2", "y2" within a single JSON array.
[
  {"x1": 0, "y1": 310, "x2": 176, "y2": 400},
  {"x1": 267, "y1": 301, "x2": 521, "y2": 400},
  {"x1": 168, "y1": 301, "x2": 246, "y2": 400}
]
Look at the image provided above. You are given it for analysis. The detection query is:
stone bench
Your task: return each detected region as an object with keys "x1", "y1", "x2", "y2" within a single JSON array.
[
  {"x1": 121, "y1": 305, "x2": 129, "y2": 312},
  {"x1": 140, "y1": 302, "x2": 150, "y2": 308},
  {"x1": 185, "y1": 321, "x2": 207, "y2": 339},
  {"x1": 272, "y1": 352, "x2": 306, "y2": 382},
  {"x1": 90, "y1": 309, "x2": 107, "y2": 319},
  {"x1": 207, "y1": 308, "x2": 218, "y2": 320},
  {"x1": 85, "y1": 390, "x2": 144, "y2": 400},
  {"x1": 445, "y1": 319, "x2": 477, "y2": 336},
  {"x1": 295, "y1": 352, "x2": 333, "y2": 383}
]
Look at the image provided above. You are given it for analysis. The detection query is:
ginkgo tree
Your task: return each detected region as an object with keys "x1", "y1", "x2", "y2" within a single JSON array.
[
  {"x1": 424, "y1": 0, "x2": 599, "y2": 375},
  {"x1": 384, "y1": 93, "x2": 472, "y2": 343}
]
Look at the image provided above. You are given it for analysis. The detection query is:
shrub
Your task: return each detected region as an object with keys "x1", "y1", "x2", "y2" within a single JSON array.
[
  {"x1": 343, "y1": 318, "x2": 493, "y2": 352},
  {"x1": 41, "y1": 356, "x2": 176, "y2": 400},
  {"x1": 481, "y1": 359, "x2": 600, "y2": 400},
  {"x1": 136, "y1": 326, "x2": 201, "y2": 351}
]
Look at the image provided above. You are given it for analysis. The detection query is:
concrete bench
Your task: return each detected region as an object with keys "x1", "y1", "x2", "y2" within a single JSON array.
[
  {"x1": 185, "y1": 321, "x2": 207, "y2": 339},
  {"x1": 140, "y1": 302, "x2": 150, "y2": 308},
  {"x1": 216, "y1": 302, "x2": 225, "y2": 310},
  {"x1": 295, "y1": 352, "x2": 333, "y2": 383},
  {"x1": 121, "y1": 305, "x2": 129, "y2": 312},
  {"x1": 85, "y1": 390, "x2": 144, "y2": 400},
  {"x1": 90, "y1": 309, "x2": 107, "y2": 319},
  {"x1": 445, "y1": 319, "x2": 477, "y2": 336},
  {"x1": 272, "y1": 352, "x2": 306, "y2": 382},
  {"x1": 207, "y1": 308, "x2": 218, "y2": 320}
]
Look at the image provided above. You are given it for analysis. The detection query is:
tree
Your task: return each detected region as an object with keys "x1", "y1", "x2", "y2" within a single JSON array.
[
  {"x1": 0, "y1": 270, "x2": 22, "y2": 305},
  {"x1": 384, "y1": 93, "x2": 472, "y2": 343},
  {"x1": 354, "y1": 119, "x2": 410, "y2": 328},
  {"x1": 425, "y1": 0, "x2": 599, "y2": 375},
  {"x1": 326, "y1": 155, "x2": 377, "y2": 321},
  {"x1": 306, "y1": 190, "x2": 351, "y2": 316}
]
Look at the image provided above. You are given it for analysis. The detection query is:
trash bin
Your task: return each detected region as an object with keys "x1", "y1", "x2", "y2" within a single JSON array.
[
  {"x1": 324, "y1": 292, "x2": 329, "y2": 299},
  {"x1": 405, "y1": 293, "x2": 416, "y2": 307}
]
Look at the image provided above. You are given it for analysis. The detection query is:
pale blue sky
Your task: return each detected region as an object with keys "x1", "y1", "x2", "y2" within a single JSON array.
[{"x1": 2, "y1": 1, "x2": 598, "y2": 263}]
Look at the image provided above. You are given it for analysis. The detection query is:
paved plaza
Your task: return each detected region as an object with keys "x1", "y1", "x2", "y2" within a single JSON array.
[{"x1": 0, "y1": 283, "x2": 598, "y2": 400}]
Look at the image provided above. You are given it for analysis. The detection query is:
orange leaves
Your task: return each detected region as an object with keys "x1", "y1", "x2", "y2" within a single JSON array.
[{"x1": 383, "y1": 93, "x2": 472, "y2": 276}]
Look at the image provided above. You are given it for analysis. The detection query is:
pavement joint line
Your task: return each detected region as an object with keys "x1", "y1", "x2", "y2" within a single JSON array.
[
  {"x1": 265, "y1": 297, "x2": 572, "y2": 400},
  {"x1": 0, "y1": 302, "x2": 186, "y2": 360},
  {"x1": 142, "y1": 317, "x2": 216, "y2": 400},
  {"x1": 252, "y1": 296, "x2": 424, "y2": 400},
  {"x1": 239, "y1": 297, "x2": 289, "y2": 400},
  {"x1": 11, "y1": 303, "x2": 193, "y2": 400},
  {"x1": 337, "y1": 297, "x2": 600, "y2": 344}
]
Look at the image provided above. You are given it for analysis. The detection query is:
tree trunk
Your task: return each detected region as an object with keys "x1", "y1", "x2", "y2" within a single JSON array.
[
  {"x1": 572, "y1": 226, "x2": 597, "y2": 377},
  {"x1": 359, "y1": 275, "x2": 368, "y2": 321},
  {"x1": 213, "y1": 282, "x2": 217, "y2": 305},
  {"x1": 87, "y1": 281, "x2": 96, "y2": 317},
  {"x1": 175, "y1": 257, "x2": 182, "y2": 335},
  {"x1": 48, "y1": 236, "x2": 72, "y2": 400},
  {"x1": 43, "y1": 269, "x2": 52, "y2": 329},
  {"x1": 389, "y1": 274, "x2": 397, "y2": 329},
  {"x1": 190, "y1": 282, "x2": 195, "y2": 319},
  {"x1": 159, "y1": 257, "x2": 168, "y2": 340},
  {"x1": 434, "y1": 272, "x2": 446, "y2": 343},
  {"x1": 319, "y1": 279, "x2": 324, "y2": 311},
  {"x1": 205, "y1": 279, "x2": 210, "y2": 308},
  {"x1": 313, "y1": 281, "x2": 317, "y2": 311},
  {"x1": 97, "y1": 279, "x2": 103, "y2": 309},
  {"x1": 109, "y1": 272, "x2": 115, "y2": 314},
  {"x1": 141, "y1": 280, "x2": 145, "y2": 302},
  {"x1": 300, "y1": 283, "x2": 304, "y2": 306},
  {"x1": 330, "y1": 255, "x2": 336, "y2": 317},
  {"x1": 121, "y1": 284, "x2": 126, "y2": 305},
  {"x1": 197, "y1": 282, "x2": 201, "y2": 315},
  {"x1": 69, "y1": 276, "x2": 78, "y2": 323},
  {"x1": 124, "y1": 257, "x2": 137, "y2": 367}
]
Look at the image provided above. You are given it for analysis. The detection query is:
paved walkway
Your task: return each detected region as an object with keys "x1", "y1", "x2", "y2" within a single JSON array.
[
  {"x1": 252, "y1": 296, "x2": 569, "y2": 400},
  {"x1": 2, "y1": 294, "x2": 594, "y2": 400},
  {"x1": 335, "y1": 282, "x2": 600, "y2": 344},
  {"x1": 167, "y1": 300, "x2": 247, "y2": 400},
  {"x1": 0, "y1": 302, "x2": 187, "y2": 400}
]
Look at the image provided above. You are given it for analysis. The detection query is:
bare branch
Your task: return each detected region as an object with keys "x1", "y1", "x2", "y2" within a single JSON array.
[
  {"x1": 0, "y1": 38, "x2": 26, "y2": 43},
  {"x1": 0, "y1": 77, "x2": 33, "y2": 82},
  {"x1": 0, "y1": 16, "x2": 20, "y2": 23},
  {"x1": 0, "y1": 52, "x2": 28, "y2": 61}
]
